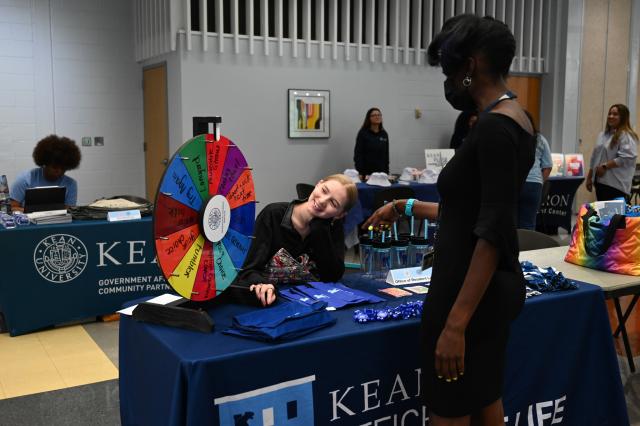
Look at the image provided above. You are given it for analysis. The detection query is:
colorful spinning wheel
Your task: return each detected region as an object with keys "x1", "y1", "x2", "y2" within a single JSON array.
[{"x1": 153, "y1": 133, "x2": 255, "y2": 301}]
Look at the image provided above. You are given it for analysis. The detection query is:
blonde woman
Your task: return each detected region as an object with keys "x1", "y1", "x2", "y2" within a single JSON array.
[{"x1": 232, "y1": 174, "x2": 358, "y2": 306}]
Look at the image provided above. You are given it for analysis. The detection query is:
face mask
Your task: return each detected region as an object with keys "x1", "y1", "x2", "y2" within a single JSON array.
[{"x1": 444, "y1": 77, "x2": 476, "y2": 112}]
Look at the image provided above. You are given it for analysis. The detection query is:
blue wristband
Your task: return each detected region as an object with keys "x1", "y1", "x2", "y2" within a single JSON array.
[{"x1": 405, "y1": 198, "x2": 416, "y2": 217}]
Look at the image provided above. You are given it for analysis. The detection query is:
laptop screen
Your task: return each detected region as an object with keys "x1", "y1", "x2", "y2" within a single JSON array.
[{"x1": 23, "y1": 186, "x2": 66, "y2": 213}]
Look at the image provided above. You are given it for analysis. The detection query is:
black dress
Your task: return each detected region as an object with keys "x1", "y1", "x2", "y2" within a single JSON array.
[{"x1": 421, "y1": 113, "x2": 536, "y2": 417}]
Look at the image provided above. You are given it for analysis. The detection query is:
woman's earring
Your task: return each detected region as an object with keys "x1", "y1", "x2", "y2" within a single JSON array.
[{"x1": 462, "y1": 76, "x2": 472, "y2": 87}]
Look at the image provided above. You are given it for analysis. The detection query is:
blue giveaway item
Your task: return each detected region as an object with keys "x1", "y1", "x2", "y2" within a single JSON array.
[
  {"x1": 353, "y1": 300, "x2": 424, "y2": 323},
  {"x1": 222, "y1": 300, "x2": 336, "y2": 342},
  {"x1": 520, "y1": 261, "x2": 578, "y2": 292}
]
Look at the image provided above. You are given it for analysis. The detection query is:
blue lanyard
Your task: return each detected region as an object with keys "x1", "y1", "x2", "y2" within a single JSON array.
[{"x1": 482, "y1": 91, "x2": 517, "y2": 113}]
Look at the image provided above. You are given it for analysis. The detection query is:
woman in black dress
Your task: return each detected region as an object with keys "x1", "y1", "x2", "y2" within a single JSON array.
[{"x1": 364, "y1": 15, "x2": 535, "y2": 425}]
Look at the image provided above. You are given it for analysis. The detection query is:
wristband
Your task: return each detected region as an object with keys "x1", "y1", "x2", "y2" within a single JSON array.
[{"x1": 405, "y1": 198, "x2": 416, "y2": 217}]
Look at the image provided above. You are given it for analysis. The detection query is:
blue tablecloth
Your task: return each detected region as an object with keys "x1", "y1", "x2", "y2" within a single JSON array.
[
  {"x1": 0, "y1": 217, "x2": 171, "y2": 336},
  {"x1": 344, "y1": 182, "x2": 440, "y2": 235},
  {"x1": 119, "y1": 277, "x2": 627, "y2": 425}
]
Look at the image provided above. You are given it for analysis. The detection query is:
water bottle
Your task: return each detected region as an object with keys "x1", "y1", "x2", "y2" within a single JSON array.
[
  {"x1": 390, "y1": 238, "x2": 409, "y2": 269},
  {"x1": 359, "y1": 235, "x2": 374, "y2": 277}
]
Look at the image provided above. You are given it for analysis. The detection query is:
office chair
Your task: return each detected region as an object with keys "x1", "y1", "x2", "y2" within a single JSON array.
[
  {"x1": 517, "y1": 228, "x2": 561, "y2": 251},
  {"x1": 296, "y1": 183, "x2": 315, "y2": 200}
]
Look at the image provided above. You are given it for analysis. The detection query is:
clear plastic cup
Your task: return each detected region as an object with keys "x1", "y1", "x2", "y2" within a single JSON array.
[
  {"x1": 408, "y1": 236, "x2": 430, "y2": 267},
  {"x1": 390, "y1": 239, "x2": 409, "y2": 269},
  {"x1": 372, "y1": 240, "x2": 392, "y2": 280},
  {"x1": 359, "y1": 236, "x2": 374, "y2": 277}
]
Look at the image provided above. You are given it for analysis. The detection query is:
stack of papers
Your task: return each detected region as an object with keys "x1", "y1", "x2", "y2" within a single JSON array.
[{"x1": 26, "y1": 209, "x2": 72, "y2": 224}]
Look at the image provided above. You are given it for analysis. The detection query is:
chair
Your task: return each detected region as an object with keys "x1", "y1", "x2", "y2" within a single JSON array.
[
  {"x1": 517, "y1": 228, "x2": 560, "y2": 251},
  {"x1": 295, "y1": 183, "x2": 315, "y2": 200}
]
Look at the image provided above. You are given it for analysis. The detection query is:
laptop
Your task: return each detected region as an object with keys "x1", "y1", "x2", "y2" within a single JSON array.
[{"x1": 23, "y1": 186, "x2": 66, "y2": 213}]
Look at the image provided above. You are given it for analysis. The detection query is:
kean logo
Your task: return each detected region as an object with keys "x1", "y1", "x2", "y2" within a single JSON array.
[
  {"x1": 214, "y1": 375, "x2": 315, "y2": 426},
  {"x1": 33, "y1": 234, "x2": 88, "y2": 283}
]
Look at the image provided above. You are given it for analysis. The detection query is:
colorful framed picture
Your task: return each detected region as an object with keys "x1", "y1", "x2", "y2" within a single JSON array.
[{"x1": 288, "y1": 89, "x2": 330, "y2": 138}]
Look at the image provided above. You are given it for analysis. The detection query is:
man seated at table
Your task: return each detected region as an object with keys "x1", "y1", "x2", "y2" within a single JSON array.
[
  {"x1": 10, "y1": 135, "x2": 81, "y2": 211},
  {"x1": 229, "y1": 174, "x2": 358, "y2": 307}
]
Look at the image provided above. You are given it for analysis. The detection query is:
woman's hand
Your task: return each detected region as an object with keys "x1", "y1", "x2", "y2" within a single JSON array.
[
  {"x1": 595, "y1": 164, "x2": 607, "y2": 178},
  {"x1": 585, "y1": 169, "x2": 593, "y2": 192},
  {"x1": 362, "y1": 203, "x2": 399, "y2": 229},
  {"x1": 434, "y1": 325, "x2": 465, "y2": 382},
  {"x1": 249, "y1": 283, "x2": 277, "y2": 307}
]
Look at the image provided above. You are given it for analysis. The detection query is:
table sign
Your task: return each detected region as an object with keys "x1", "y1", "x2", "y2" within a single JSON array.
[
  {"x1": 107, "y1": 209, "x2": 141, "y2": 222},
  {"x1": 386, "y1": 266, "x2": 432, "y2": 285}
]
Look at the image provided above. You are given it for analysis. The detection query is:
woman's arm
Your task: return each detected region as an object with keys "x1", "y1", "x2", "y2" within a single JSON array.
[
  {"x1": 362, "y1": 199, "x2": 439, "y2": 229},
  {"x1": 436, "y1": 239, "x2": 498, "y2": 380}
]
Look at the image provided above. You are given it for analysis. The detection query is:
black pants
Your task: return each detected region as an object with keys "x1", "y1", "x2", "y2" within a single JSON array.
[{"x1": 595, "y1": 182, "x2": 629, "y2": 202}]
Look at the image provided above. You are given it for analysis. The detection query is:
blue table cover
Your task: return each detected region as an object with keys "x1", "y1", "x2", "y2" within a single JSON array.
[
  {"x1": 537, "y1": 176, "x2": 584, "y2": 234},
  {"x1": 119, "y1": 276, "x2": 628, "y2": 426},
  {"x1": 0, "y1": 217, "x2": 171, "y2": 336}
]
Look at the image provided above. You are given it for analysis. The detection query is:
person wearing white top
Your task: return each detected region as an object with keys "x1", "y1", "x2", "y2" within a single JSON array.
[{"x1": 586, "y1": 104, "x2": 638, "y2": 201}]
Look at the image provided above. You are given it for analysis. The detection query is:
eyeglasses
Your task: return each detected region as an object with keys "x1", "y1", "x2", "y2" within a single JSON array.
[{"x1": 370, "y1": 113, "x2": 382, "y2": 117}]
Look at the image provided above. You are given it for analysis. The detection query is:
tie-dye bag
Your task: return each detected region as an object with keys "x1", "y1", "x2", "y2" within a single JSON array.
[{"x1": 564, "y1": 203, "x2": 640, "y2": 275}]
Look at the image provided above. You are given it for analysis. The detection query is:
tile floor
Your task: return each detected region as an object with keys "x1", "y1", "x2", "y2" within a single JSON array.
[{"x1": 1, "y1": 231, "x2": 639, "y2": 425}]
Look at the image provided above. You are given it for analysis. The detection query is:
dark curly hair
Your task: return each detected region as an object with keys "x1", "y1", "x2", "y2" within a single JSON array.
[
  {"x1": 427, "y1": 14, "x2": 515, "y2": 79},
  {"x1": 32, "y1": 135, "x2": 81, "y2": 170}
]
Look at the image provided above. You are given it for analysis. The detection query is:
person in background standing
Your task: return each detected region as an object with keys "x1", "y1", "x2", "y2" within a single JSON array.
[
  {"x1": 586, "y1": 103, "x2": 638, "y2": 201},
  {"x1": 354, "y1": 108, "x2": 389, "y2": 180},
  {"x1": 517, "y1": 110, "x2": 552, "y2": 230}
]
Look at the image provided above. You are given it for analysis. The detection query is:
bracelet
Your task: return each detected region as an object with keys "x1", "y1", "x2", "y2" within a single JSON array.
[
  {"x1": 601, "y1": 163, "x2": 607, "y2": 170},
  {"x1": 392, "y1": 199, "x2": 403, "y2": 216},
  {"x1": 405, "y1": 198, "x2": 416, "y2": 217}
]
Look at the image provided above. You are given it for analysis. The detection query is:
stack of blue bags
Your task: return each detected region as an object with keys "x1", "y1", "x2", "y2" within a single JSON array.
[
  {"x1": 520, "y1": 261, "x2": 578, "y2": 292},
  {"x1": 223, "y1": 300, "x2": 335, "y2": 342},
  {"x1": 279, "y1": 281, "x2": 384, "y2": 310}
]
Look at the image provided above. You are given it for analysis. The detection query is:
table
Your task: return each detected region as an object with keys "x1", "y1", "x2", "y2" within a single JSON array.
[
  {"x1": 536, "y1": 176, "x2": 584, "y2": 234},
  {"x1": 0, "y1": 217, "x2": 171, "y2": 336},
  {"x1": 119, "y1": 276, "x2": 628, "y2": 425},
  {"x1": 521, "y1": 246, "x2": 640, "y2": 372}
]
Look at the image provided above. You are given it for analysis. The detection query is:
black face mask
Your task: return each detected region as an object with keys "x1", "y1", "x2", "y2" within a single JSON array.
[{"x1": 444, "y1": 77, "x2": 476, "y2": 112}]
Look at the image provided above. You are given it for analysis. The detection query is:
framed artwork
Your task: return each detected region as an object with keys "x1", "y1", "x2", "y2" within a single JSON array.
[{"x1": 288, "y1": 89, "x2": 330, "y2": 138}]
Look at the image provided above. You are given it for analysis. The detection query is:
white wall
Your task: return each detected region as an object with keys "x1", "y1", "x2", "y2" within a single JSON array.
[
  {"x1": 176, "y1": 38, "x2": 459, "y2": 206},
  {"x1": 0, "y1": 0, "x2": 144, "y2": 204}
]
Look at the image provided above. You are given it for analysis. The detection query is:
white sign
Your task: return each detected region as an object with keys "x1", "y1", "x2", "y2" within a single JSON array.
[
  {"x1": 107, "y1": 209, "x2": 141, "y2": 222},
  {"x1": 386, "y1": 266, "x2": 432, "y2": 285}
]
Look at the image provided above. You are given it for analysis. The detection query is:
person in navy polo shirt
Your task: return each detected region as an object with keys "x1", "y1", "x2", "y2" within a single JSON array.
[
  {"x1": 353, "y1": 107, "x2": 390, "y2": 180},
  {"x1": 10, "y1": 135, "x2": 81, "y2": 210}
]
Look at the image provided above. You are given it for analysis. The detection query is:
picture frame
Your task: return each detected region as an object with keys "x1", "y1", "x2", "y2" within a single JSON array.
[{"x1": 288, "y1": 89, "x2": 330, "y2": 138}]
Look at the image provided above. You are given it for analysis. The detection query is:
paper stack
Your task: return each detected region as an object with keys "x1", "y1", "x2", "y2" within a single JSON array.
[{"x1": 26, "y1": 209, "x2": 72, "y2": 225}]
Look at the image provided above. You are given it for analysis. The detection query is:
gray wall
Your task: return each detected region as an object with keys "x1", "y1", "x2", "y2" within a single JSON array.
[
  {"x1": 0, "y1": 0, "x2": 144, "y2": 204},
  {"x1": 173, "y1": 39, "x2": 459, "y2": 207}
]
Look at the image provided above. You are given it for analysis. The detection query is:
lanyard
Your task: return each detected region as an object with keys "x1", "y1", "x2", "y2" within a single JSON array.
[{"x1": 482, "y1": 90, "x2": 517, "y2": 113}]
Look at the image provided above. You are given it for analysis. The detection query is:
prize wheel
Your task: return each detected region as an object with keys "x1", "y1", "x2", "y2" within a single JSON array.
[{"x1": 153, "y1": 133, "x2": 255, "y2": 301}]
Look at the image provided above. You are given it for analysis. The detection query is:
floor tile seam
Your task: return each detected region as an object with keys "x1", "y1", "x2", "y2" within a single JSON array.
[{"x1": 81, "y1": 323, "x2": 120, "y2": 371}]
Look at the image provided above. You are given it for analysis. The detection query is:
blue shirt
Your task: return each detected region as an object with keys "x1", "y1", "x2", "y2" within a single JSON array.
[
  {"x1": 526, "y1": 134, "x2": 553, "y2": 184},
  {"x1": 10, "y1": 167, "x2": 78, "y2": 206}
]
